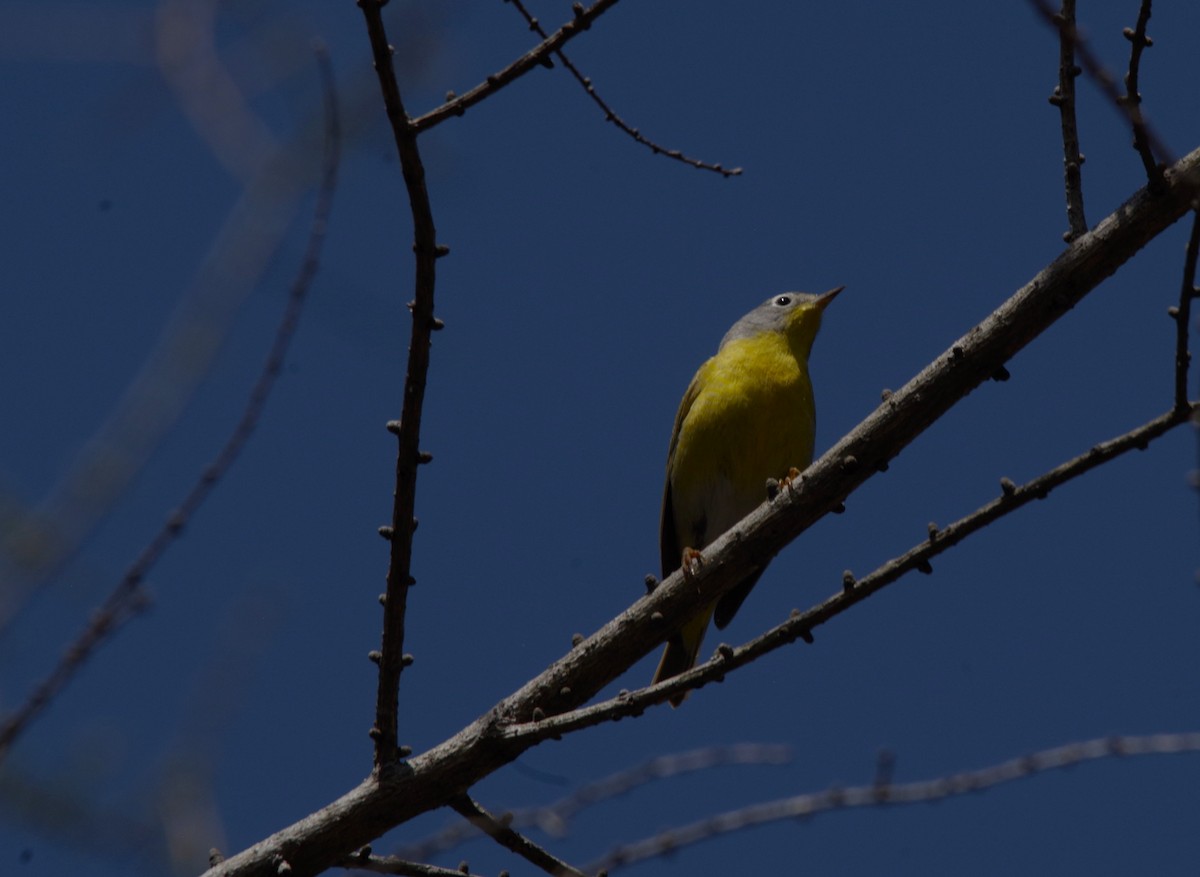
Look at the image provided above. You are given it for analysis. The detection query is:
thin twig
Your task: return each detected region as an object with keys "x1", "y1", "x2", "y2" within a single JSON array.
[
  {"x1": 509, "y1": 402, "x2": 1197, "y2": 734},
  {"x1": 339, "y1": 850, "x2": 479, "y2": 877},
  {"x1": 1172, "y1": 210, "x2": 1200, "y2": 411},
  {"x1": 1048, "y1": 0, "x2": 1088, "y2": 240},
  {"x1": 396, "y1": 745, "x2": 791, "y2": 861},
  {"x1": 1122, "y1": 0, "x2": 1159, "y2": 180},
  {"x1": 0, "y1": 45, "x2": 341, "y2": 764},
  {"x1": 356, "y1": 0, "x2": 443, "y2": 771},
  {"x1": 410, "y1": 0, "x2": 622, "y2": 134},
  {"x1": 449, "y1": 795, "x2": 586, "y2": 877},
  {"x1": 585, "y1": 732, "x2": 1200, "y2": 873},
  {"x1": 1028, "y1": 0, "x2": 1172, "y2": 179},
  {"x1": 505, "y1": 0, "x2": 740, "y2": 177}
]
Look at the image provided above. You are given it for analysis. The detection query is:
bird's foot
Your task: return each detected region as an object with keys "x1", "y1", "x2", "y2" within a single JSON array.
[{"x1": 780, "y1": 467, "x2": 804, "y2": 494}]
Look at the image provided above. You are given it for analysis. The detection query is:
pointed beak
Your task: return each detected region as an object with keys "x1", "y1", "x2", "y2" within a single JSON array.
[{"x1": 814, "y1": 285, "x2": 845, "y2": 310}]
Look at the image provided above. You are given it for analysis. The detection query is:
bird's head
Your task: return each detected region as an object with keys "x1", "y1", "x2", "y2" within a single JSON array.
[{"x1": 720, "y1": 286, "x2": 843, "y2": 358}]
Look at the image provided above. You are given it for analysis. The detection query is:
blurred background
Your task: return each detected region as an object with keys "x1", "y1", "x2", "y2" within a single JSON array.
[{"x1": 1, "y1": 1, "x2": 1198, "y2": 874}]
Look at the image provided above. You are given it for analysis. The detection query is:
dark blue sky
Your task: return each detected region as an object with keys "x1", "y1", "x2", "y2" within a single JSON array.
[{"x1": 2, "y1": 2, "x2": 1198, "y2": 875}]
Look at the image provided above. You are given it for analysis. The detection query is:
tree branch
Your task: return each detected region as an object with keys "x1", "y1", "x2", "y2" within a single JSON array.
[
  {"x1": 1123, "y1": 0, "x2": 1160, "y2": 181},
  {"x1": 1029, "y1": 0, "x2": 1171, "y2": 179},
  {"x1": 1048, "y1": 0, "x2": 1088, "y2": 241},
  {"x1": 356, "y1": 0, "x2": 443, "y2": 771},
  {"x1": 449, "y1": 795, "x2": 585, "y2": 877},
  {"x1": 504, "y1": 0, "x2": 741, "y2": 177},
  {"x1": 199, "y1": 145, "x2": 1200, "y2": 877},
  {"x1": 410, "y1": 0, "x2": 622, "y2": 134}
]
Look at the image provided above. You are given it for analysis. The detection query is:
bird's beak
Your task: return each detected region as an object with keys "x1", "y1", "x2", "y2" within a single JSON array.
[{"x1": 814, "y1": 285, "x2": 845, "y2": 310}]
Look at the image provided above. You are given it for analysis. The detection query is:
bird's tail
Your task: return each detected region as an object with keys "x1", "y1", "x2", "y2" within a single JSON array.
[{"x1": 651, "y1": 605, "x2": 713, "y2": 707}]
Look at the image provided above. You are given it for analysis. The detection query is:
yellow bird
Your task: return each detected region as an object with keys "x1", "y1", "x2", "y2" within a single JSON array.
[{"x1": 652, "y1": 287, "x2": 841, "y2": 705}]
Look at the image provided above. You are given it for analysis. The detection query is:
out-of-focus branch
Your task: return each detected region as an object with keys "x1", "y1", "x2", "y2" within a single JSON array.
[
  {"x1": 505, "y1": 0, "x2": 740, "y2": 177},
  {"x1": 394, "y1": 744, "x2": 791, "y2": 861},
  {"x1": 0, "y1": 13, "x2": 328, "y2": 626},
  {"x1": 0, "y1": 45, "x2": 341, "y2": 764},
  {"x1": 585, "y1": 733, "x2": 1200, "y2": 873},
  {"x1": 410, "y1": 0, "x2": 622, "y2": 134}
]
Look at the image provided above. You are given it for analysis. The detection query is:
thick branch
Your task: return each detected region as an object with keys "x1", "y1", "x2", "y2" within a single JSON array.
[{"x1": 200, "y1": 146, "x2": 1200, "y2": 877}]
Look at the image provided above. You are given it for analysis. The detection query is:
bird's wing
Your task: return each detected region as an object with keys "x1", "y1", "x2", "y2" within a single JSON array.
[
  {"x1": 659, "y1": 369, "x2": 705, "y2": 576},
  {"x1": 713, "y1": 567, "x2": 765, "y2": 629}
]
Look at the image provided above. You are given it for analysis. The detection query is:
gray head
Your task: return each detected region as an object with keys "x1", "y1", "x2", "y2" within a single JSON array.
[{"x1": 719, "y1": 286, "x2": 843, "y2": 350}]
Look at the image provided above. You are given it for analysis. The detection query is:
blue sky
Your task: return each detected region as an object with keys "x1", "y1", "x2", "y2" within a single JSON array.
[{"x1": 1, "y1": 2, "x2": 1199, "y2": 875}]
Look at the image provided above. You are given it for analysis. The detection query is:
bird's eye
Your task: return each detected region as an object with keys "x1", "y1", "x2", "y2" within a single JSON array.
[{"x1": 774, "y1": 295, "x2": 792, "y2": 307}]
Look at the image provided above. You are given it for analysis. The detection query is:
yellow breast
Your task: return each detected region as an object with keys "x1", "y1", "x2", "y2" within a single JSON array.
[{"x1": 667, "y1": 331, "x2": 817, "y2": 547}]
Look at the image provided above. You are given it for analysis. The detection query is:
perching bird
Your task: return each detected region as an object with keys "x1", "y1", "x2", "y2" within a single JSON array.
[{"x1": 652, "y1": 287, "x2": 842, "y2": 705}]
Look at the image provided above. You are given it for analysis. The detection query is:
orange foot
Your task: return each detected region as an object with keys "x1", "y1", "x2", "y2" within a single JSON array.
[
  {"x1": 681, "y1": 547, "x2": 703, "y2": 578},
  {"x1": 781, "y1": 467, "x2": 804, "y2": 492}
]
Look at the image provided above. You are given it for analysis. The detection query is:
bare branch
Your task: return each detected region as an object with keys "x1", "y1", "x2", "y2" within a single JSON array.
[
  {"x1": 449, "y1": 795, "x2": 586, "y2": 877},
  {"x1": 585, "y1": 733, "x2": 1200, "y2": 873},
  {"x1": 1047, "y1": 0, "x2": 1088, "y2": 241},
  {"x1": 356, "y1": 0, "x2": 444, "y2": 770},
  {"x1": 1029, "y1": 0, "x2": 1171, "y2": 180},
  {"x1": 505, "y1": 0, "x2": 741, "y2": 176},
  {"x1": 199, "y1": 147, "x2": 1200, "y2": 877},
  {"x1": 0, "y1": 45, "x2": 341, "y2": 764},
  {"x1": 410, "y1": 0, "x2": 622, "y2": 134},
  {"x1": 1123, "y1": 0, "x2": 1159, "y2": 180}
]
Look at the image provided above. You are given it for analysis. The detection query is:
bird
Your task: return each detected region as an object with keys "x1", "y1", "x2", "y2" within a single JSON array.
[{"x1": 651, "y1": 286, "x2": 842, "y2": 705}]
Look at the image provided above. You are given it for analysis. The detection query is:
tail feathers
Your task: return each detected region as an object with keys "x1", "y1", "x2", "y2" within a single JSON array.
[
  {"x1": 651, "y1": 569, "x2": 765, "y2": 707},
  {"x1": 651, "y1": 607, "x2": 712, "y2": 707},
  {"x1": 651, "y1": 634, "x2": 702, "y2": 707}
]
